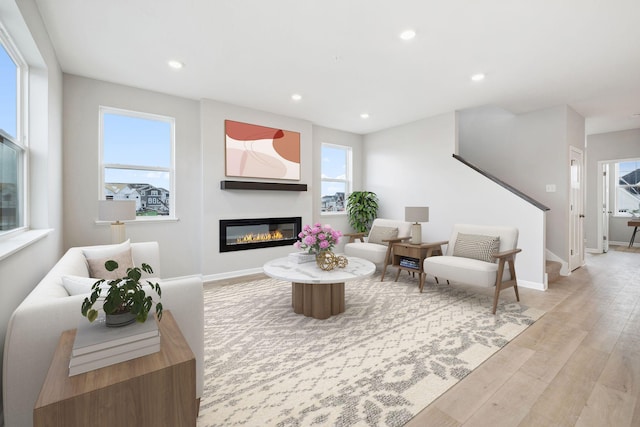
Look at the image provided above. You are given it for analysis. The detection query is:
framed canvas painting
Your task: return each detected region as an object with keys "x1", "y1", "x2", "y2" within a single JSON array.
[{"x1": 225, "y1": 120, "x2": 301, "y2": 180}]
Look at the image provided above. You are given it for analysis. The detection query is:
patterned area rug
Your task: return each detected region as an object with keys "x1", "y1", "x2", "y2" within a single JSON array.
[{"x1": 197, "y1": 274, "x2": 544, "y2": 426}]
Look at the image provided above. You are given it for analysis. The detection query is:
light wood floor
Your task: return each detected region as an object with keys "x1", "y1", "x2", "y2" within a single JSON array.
[{"x1": 406, "y1": 247, "x2": 640, "y2": 427}]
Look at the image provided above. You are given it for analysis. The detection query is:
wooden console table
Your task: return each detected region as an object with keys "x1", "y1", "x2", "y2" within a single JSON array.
[
  {"x1": 34, "y1": 311, "x2": 196, "y2": 427},
  {"x1": 392, "y1": 241, "x2": 446, "y2": 291},
  {"x1": 628, "y1": 220, "x2": 640, "y2": 248}
]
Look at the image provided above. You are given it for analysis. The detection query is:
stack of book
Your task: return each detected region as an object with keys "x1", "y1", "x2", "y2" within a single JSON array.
[
  {"x1": 399, "y1": 257, "x2": 420, "y2": 270},
  {"x1": 69, "y1": 315, "x2": 160, "y2": 376},
  {"x1": 288, "y1": 252, "x2": 316, "y2": 263}
]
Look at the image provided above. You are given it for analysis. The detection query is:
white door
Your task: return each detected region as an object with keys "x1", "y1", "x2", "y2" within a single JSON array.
[
  {"x1": 569, "y1": 147, "x2": 584, "y2": 271},
  {"x1": 602, "y1": 164, "x2": 610, "y2": 253}
]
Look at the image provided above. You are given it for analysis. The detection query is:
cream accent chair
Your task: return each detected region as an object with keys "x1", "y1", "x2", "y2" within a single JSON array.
[
  {"x1": 422, "y1": 224, "x2": 521, "y2": 314},
  {"x1": 343, "y1": 218, "x2": 412, "y2": 280}
]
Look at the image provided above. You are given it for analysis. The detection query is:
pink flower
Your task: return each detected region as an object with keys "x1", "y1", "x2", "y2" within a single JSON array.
[
  {"x1": 293, "y1": 241, "x2": 302, "y2": 249},
  {"x1": 304, "y1": 235, "x2": 317, "y2": 246},
  {"x1": 319, "y1": 240, "x2": 330, "y2": 249},
  {"x1": 318, "y1": 233, "x2": 327, "y2": 240}
]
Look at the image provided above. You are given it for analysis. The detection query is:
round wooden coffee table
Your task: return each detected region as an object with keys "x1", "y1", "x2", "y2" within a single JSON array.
[{"x1": 263, "y1": 256, "x2": 375, "y2": 319}]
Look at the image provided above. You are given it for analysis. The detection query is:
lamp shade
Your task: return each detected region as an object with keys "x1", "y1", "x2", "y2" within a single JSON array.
[
  {"x1": 98, "y1": 200, "x2": 137, "y2": 222},
  {"x1": 405, "y1": 206, "x2": 429, "y2": 223}
]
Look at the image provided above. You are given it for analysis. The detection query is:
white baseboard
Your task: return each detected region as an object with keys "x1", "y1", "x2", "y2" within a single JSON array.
[
  {"x1": 585, "y1": 247, "x2": 602, "y2": 254},
  {"x1": 518, "y1": 279, "x2": 546, "y2": 291},
  {"x1": 609, "y1": 240, "x2": 640, "y2": 248},
  {"x1": 202, "y1": 267, "x2": 264, "y2": 284}
]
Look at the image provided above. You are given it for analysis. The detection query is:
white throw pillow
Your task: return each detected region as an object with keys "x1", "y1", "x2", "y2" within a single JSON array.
[
  {"x1": 367, "y1": 226, "x2": 399, "y2": 245},
  {"x1": 62, "y1": 275, "x2": 105, "y2": 296},
  {"x1": 62, "y1": 274, "x2": 160, "y2": 297}
]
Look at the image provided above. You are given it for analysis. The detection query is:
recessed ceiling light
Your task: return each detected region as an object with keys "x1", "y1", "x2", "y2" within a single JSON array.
[
  {"x1": 360, "y1": 113, "x2": 370, "y2": 119},
  {"x1": 399, "y1": 30, "x2": 416, "y2": 41},
  {"x1": 168, "y1": 60, "x2": 184, "y2": 69},
  {"x1": 291, "y1": 93, "x2": 302, "y2": 101},
  {"x1": 471, "y1": 73, "x2": 485, "y2": 82}
]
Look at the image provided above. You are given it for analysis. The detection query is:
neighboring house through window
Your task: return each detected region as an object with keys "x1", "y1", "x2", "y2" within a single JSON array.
[
  {"x1": 0, "y1": 30, "x2": 26, "y2": 234},
  {"x1": 615, "y1": 159, "x2": 640, "y2": 216},
  {"x1": 321, "y1": 143, "x2": 351, "y2": 213},
  {"x1": 100, "y1": 107, "x2": 175, "y2": 218}
]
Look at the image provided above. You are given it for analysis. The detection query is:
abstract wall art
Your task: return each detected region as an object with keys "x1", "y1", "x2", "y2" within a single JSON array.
[{"x1": 225, "y1": 120, "x2": 301, "y2": 180}]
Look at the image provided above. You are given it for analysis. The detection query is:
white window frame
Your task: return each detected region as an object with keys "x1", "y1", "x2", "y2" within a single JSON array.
[
  {"x1": 99, "y1": 106, "x2": 176, "y2": 221},
  {"x1": 614, "y1": 158, "x2": 640, "y2": 217},
  {"x1": 320, "y1": 143, "x2": 352, "y2": 215},
  {"x1": 0, "y1": 25, "x2": 29, "y2": 238}
]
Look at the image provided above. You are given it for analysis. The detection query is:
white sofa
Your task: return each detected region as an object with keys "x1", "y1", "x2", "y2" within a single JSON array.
[
  {"x1": 2, "y1": 241, "x2": 204, "y2": 427},
  {"x1": 344, "y1": 218, "x2": 412, "y2": 279}
]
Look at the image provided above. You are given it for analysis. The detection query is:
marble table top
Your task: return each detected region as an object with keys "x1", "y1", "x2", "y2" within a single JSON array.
[{"x1": 263, "y1": 255, "x2": 376, "y2": 284}]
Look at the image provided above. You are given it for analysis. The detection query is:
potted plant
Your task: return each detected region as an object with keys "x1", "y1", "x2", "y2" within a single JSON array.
[
  {"x1": 346, "y1": 191, "x2": 379, "y2": 233},
  {"x1": 81, "y1": 260, "x2": 163, "y2": 327}
]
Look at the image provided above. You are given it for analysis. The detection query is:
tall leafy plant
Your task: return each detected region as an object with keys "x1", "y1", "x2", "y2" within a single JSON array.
[{"x1": 346, "y1": 191, "x2": 379, "y2": 233}]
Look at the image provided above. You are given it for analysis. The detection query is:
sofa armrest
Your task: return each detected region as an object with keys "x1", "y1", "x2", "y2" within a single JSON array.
[
  {"x1": 343, "y1": 232, "x2": 366, "y2": 243},
  {"x1": 492, "y1": 248, "x2": 522, "y2": 260},
  {"x1": 421, "y1": 240, "x2": 449, "y2": 248},
  {"x1": 155, "y1": 276, "x2": 204, "y2": 398}
]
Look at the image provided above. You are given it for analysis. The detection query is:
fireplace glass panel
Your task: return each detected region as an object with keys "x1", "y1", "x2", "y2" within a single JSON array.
[{"x1": 220, "y1": 217, "x2": 301, "y2": 252}]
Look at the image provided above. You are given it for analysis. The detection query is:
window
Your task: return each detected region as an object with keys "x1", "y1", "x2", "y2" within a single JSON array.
[
  {"x1": 615, "y1": 159, "x2": 640, "y2": 215},
  {"x1": 100, "y1": 107, "x2": 174, "y2": 218},
  {"x1": 321, "y1": 143, "x2": 351, "y2": 213},
  {"x1": 0, "y1": 31, "x2": 26, "y2": 234}
]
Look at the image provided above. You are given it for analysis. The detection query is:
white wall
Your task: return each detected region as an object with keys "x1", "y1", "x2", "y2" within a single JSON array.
[
  {"x1": 364, "y1": 112, "x2": 546, "y2": 289},
  {"x1": 62, "y1": 75, "x2": 202, "y2": 277},
  {"x1": 200, "y1": 100, "x2": 314, "y2": 278},
  {"x1": 458, "y1": 105, "x2": 585, "y2": 264},
  {"x1": 312, "y1": 125, "x2": 364, "y2": 253},
  {"x1": 586, "y1": 128, "x2": 640, "y2": 249},
  {"x1": 0, "y1": 0, "x2": 64, "y2": 422}
]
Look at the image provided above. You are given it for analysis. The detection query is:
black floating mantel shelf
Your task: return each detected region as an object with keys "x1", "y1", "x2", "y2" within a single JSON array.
[{"x1": 220, "y1": 180, "x2": 308, "y2": 191}]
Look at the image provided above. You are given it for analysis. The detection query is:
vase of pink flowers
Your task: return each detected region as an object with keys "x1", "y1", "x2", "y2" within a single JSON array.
[{"x1": 293, "y1": 223, "x2": 342, "y2": 256}]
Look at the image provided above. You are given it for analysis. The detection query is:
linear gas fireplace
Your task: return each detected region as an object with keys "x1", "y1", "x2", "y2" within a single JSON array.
[{"x1": 220, "y1": 217, "x2": 302, "y2": 252}]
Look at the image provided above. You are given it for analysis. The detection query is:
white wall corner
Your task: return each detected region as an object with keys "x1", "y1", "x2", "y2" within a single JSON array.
[{"x1": 518, "y1": 279, "x2": 547, "y2": 291}]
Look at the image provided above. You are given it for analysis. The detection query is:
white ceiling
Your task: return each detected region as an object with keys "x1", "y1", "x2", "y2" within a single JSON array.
[{"x1": 34, "y1": 0, "x2": 640, "y2": 135}]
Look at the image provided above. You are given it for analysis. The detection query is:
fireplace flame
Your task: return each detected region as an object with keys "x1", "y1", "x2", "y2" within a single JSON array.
[{"x1": 236, "y1": 230, "x2": 285, "y2": 244}]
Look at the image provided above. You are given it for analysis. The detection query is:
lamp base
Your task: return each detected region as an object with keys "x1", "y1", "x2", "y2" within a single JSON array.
[
  {"x1": 110, "y1": 221, "x2": 127, "y2": 244},
  {"x1": 410, "y1": 223, "x2": 422, "y2": 245}
]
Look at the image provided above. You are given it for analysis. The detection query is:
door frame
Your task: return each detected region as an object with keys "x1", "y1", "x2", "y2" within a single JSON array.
[{"x1": 569, "y1": 146, "x2": 585, "y2": 271}]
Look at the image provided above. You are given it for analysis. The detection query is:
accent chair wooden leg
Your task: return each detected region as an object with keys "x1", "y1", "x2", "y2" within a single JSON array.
[
  {"x1": 492, "y1": 258, "x2": 507, "y2": 314},
  {"x1": 380, "y1": 243, "x2": 394, "y2": 281},
  {"x1": 509, "y1": 258, "x2": 520, "y2": 302}
]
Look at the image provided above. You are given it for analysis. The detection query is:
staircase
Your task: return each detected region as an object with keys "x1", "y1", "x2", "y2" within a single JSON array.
[{"x1": 545, "y1": 260, "x2": 562, "y2": 284}]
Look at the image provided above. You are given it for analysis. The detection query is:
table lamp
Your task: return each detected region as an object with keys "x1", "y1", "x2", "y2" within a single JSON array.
[
  {"x1": 405, "y1": 206, "x2": 429, "y2": 244},
  {"x1": 98, "y1": 200, "x2": 137, "y2": 243}
]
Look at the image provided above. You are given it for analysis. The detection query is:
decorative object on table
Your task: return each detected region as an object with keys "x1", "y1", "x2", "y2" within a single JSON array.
[
  {"x1": 98, "y1": 199, "x2": 136, "y2": 243},
  {"x1": 69, "y1": 314, "x2": 160, "y2": 376},
  {"x1": 224, "y1": 120, "x2": 301, "y2": 180},
  {"x1": 346, "y1": 191, "x2": 379, "y2": 233},
  {"x1": 81, "y1": 260, "x2": 163, "y2": 326},
  {"x1": 293, "y1": 223, "x2": 342, "y2": 254},
  {"x1": 405, "y1": 206, "x2": 429, "y2": 244},
  {"x1": 315, "y1": 251, "x2": 349, "y2": 271},
  {"x1": 288, "y1": 252, "x2": 317, "y2": 263}
]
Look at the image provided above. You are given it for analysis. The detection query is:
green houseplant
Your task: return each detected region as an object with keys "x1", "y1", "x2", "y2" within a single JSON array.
[
  {"x1": 81, "y1": 260, "x2": 163, "y2": 327},
  {"x1": 346, "y1": 191, "x2": 379, "y2": 233}
]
